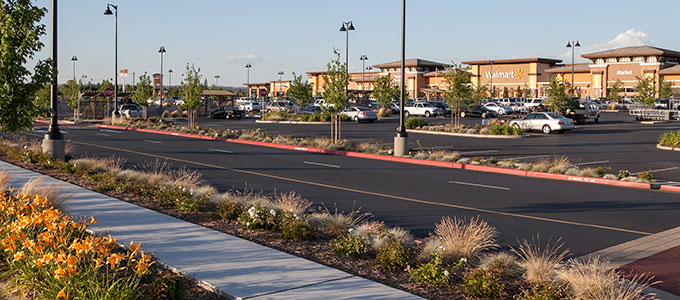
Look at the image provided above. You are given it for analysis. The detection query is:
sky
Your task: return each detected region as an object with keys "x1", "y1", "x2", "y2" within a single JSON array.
[{"x1": 32, "y1": 0, "x2": 680, "y2": 86}]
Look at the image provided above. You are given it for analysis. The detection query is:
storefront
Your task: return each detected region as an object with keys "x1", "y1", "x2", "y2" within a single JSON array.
[{"x1": 461, "y1": 58, "x2": 562, "y2": 98}]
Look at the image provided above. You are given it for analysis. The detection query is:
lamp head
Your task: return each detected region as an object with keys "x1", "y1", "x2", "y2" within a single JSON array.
[
  {"x1": 566, "y1": 41, "x2": 572, "y2": 48},
  {"x1": 71, "y1": 56, "x2": 78, "y2": 61},
  {"x1": 339, "y1": 24, "x2": 346, "y2": 32},
  {"x1": 104, "y1": 6, "x2": 113, "y2": 15},
  {"x1": 158, "y1": 46, "x2": 166, "y2": 53},
  {"x1": 246, "y1": 64, "x2": 252, "y2": 68},
  {"x1": 347, "y1": 22, "x2": 355, "y2": 31},
  {"x1": 575, "y1": 41, "x2": 581, "y2": 47}
]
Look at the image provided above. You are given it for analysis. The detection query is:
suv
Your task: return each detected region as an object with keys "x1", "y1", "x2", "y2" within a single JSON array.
[
  {"x1": 655, "y1": 99, "x2": 680, "y2": 110},
  {"x1": 210, "y1": 106, "x2": 244, "y2": 119},
  {"x1": 564, "y1": 100, "x2": 600, "y2": 123},
  {"x1": 119, "y1": 104, "x2": 142, "y2": 118},
  {"x1": 404, "y1": 101, "x2": 441, "y2": 117},
  {"x1": 235, "y1": 98, "x2": 261, "y2": 112}
]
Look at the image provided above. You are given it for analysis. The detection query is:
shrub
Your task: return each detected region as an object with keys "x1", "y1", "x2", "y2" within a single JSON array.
[
  {"x1": 489, "y1": 123, "x2": 523, "y2": 135},
  {"x1": 512, "y1": 235, "x2": 569, "y2": 284},
  {"x1": 270, "y1": 191, "x2": 311, "y2": 216},
  {"x1": 375, "y1": 237, "x2": 412, "y2": 271},
  {"x1": 239, "y1": 205, "x2": 277, "y2": 230},
  {"x1": 405, "y1": 117, "x2": 426, "y2": 129},
  {"x1": 478, "y1": 252, "x2": 521, "y2": 277},
  {"x1": 175, "y1": 197, "x2": 206, "y2": 213},
  {"x1": 594, "y1": 167, "x2": 609, "y2": 177},
  {"x1": 659, "y1": 130, "x2": 680, "y2": 147},
  {"x1": 161, "y1": 111, "x2": 171, "y2": 118},
  {"x1": 309, "y1": 205, "x2": 370, "y2": 237},
  {"x1": 332, "y1": 232, "x2": 367, "y2": 259},
  {"x1": 279, "y1": 214, "x2": 314, "y2": 241},
  {"x1": 617, "y1": 169, "x2": 630, "y2": 179},
  {"x1": 409, "y1": 250, "x2": 451, "y2": 285},
  {"x1": 637, "y1": 170, "x2": 654, "y2": 182},
  {"x1": 531, "y1": 159, "x2": 552, "y2": 172},
  {"x1": 461, "y1": 267, "x2": 507, "y2": 299},
  {"x1": 514, "y1": 282, "x2": 569, "y2": 300},
  {"x1": 431, "y1": 216, "x2": 498, "y2": 262},
  {"x1": 21, "y1": 176, "x2": 71, "y2": 210},
  {"x1": 216, "y1": 201, "x2": 243, "y2": 221}
]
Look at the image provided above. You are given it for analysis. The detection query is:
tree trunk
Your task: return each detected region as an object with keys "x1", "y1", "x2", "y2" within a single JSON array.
[
  {"x1": 337, "y1": 112, "x2": 341, "y2": 142},
  {"x1": 143, "y1": 106, "x2": 148, "y2": 119},
  {"x1": 330, "y1": 113, "x2": 335, "y2": 141}
]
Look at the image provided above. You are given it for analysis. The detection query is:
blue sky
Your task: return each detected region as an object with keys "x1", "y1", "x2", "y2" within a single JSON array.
[{"x1": 34, "y1": 0, "x2": 680, "y2": 86}]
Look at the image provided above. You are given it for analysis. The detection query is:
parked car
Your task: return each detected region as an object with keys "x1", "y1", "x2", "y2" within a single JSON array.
[
  {"x1": 341, "y1": 106, "x2": 377, "y2": 123},
  {"x1": 509, "y1": 112, "x2": 574, "y2": 134},
  {"x1": 300, "y1": 105, "x2": 322, "y2": 114},
  {"x1": 313, "y1": 98, "x2": 334, "y2": 109},
  {"x1": 654, "y1": 98, "x2": 680, "y2": 110},
  {"x1": 506, "y1": 102, "x2": 529, "y2": 113},
  {"x1": 119, "y1": 104, "x2": 142, "y2": 118},
  {"x1": 210, "y1": 106, "x2": 244, "y2": 119},
  {"x1": 404, "y1": 101, "x2": 441, "y2": 117},
  {"x1": 265, "y1": 101, "x2": 292, "y2": 113},
  {"x1": 388, "y1": 102, "x2": 400, "y2": 114},
  {"x1": 430, "y1": 101, "x2": 452, "y2": 116},
  {"x1": 235, "y1": 98, "x2": 261, "y2": 112},
  {"x1": 460, "y1": 105, "x2": 497, "y2": 119},
  {"x1": 564, "y1": 100, "x2": 601, "y2": 124},
  {"x1": 523, "y1": 98, "x2": 545, "y2": 111},
  {"x1": 483, "y1": 102, "x2": 512, "y2": 115}
]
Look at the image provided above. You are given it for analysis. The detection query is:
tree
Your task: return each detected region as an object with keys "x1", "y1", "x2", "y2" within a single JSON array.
[
  {"x1": 132, "y1": 73, "x2": 153, "y2": 118},
  {"x1": 635, "y1": 75, "x2": 656, "y2": 106},
  {"x1": 372, "y1": 75, "x2": 399, "y2": 107},
  {"x1": 502, "y1": 87, "x2": 509, "y2": 98},
  {"x1": 287, "y1": 72, "x2": 313, "y2": 106},
  {"x1": 660, "y1": 79, "x2": 674, "y2": 99},
  {"x1": 181, "y1": 64, "x2": 203, "y2": 128},
  {"x1": 608, "y1": 79, "x2": 623, "y2": 102},
  {"x1": 443, "y1": 64, "x2": 472, "y2": 127},
  {"x1": 544, "y1": 78, "x2": 572, "y2": 114},
  {"x1": 59, "y1": 79, "x2": 81, "y2": 122},
  {"x1": 98, "y1": 79, "x2": 113, "y2": 91},
  {"x1": 321, "y1": 49, "x2": 350, "y2": 142},
  {"x1": 0, "y1": 0, "x2": 55, "y2": 133},
  {"x1": 470, "y1": 84, "x2": 488, "y2": 104},
  {"x1": 523, "y1": 86, "x2": 532, "y2": 98}
]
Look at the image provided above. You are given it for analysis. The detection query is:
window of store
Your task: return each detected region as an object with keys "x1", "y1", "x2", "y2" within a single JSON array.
[
  {"x1": 633, "y1": 56, "x2": 645, "y2": 62},
  {"x1": 646, "y1": 56, "x2": 658, "y2": 63},
  {"x1": 606, "y1": 58, "x2": 617, "y2": 63}
]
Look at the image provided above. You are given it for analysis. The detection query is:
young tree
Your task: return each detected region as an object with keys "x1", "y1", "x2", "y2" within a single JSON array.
[
  {"x1": 288, "y1": 72, "x2": 313, "y2": 106},
  {"x1": 372, "y1": 75, "x2": 399, "y2": 107},
  {"x1": 321, "y1": 49, "x2": 350, "y2": 142},
  {"x1": 635, "y1": 75, "x2": 656, "y2": 106},
  {"x1": 0, "y1": 0, "x2": 55, "y2": 132},
  {"x1": 181, "y1": 64, "x2": 204, "y2": 128},
  {"x1": 523, "y1": 86, "x2": 532, "y2": 98},
  {"x1": 608, "y1": 79, "x2": 623, "y2": 102},
  {"x1": 502, "y1": 87, "x2": 509, "y2": 98},
  {"x1": 544, "y1": 78, "x2": 572, "y2": 114},
  {"x1": 443, "y1": 64, "x2": 472, "y2": 127},
  {"x1": 660, "y1": 79, "x2": 674, "y2": 99},
  {"x1": 59, "y1": 79, "x2": 81, "y2": 122},
  {"x1": 34, "y1": 84, "x2": 51, "y2": 111},
  {"x1": 132, "y1": 73, "x2": 153, "y2": 118},
  {"x1": 470, "y1": 84, "x2": 488, "y2": 104}
]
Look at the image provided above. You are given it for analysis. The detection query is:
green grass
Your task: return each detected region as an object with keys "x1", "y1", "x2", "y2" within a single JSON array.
[{"x1": 659, "y1": 130, "x2": 680, "y2": 147}]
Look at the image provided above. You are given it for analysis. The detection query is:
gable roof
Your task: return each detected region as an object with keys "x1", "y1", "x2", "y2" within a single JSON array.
[
  {"x1": 372, "y1": 59, "x2": 447, "y2": 69},
  {"x1": 461, "y1": 58, "x2": 562, "y2": 65},
  {"x1": 582, "y1": 46, "x2": 680, "y2": 59},
  {"x1": 659, "y1": 64, "x2": 680, "y2": 75}
]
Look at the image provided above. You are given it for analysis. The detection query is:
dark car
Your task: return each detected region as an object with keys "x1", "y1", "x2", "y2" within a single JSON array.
[
  {"x1": 301, "y1": 105, "x2": 322, "y2": 114},
  {"x1": 460, "y1": 105, "x2": 498, "y2": 119},
  {"x1": 210, "y1": 106, "x2": 244, "y2": 119},
  {"x1": 430, "y1": 101, "x2": 451, "y2": 116}
]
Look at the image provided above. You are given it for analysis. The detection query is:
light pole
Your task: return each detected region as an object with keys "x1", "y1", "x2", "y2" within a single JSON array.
[
  {"x1": 394, "y1": 0, "x2": 408, "y2": 157},
  {"x1": 71, "y1": 56, "x2": 78, "y2": 82},
  {"x1": 246, "y1": 64, "x2": 252, "y2": 97},
  {"x1": 277, "y1": 71, "x2": 284, "y2": 97},
  {"x1": 566, "y1": 40, "x2": 580, "y2": 97},
  {"x1": 158, "y1": 46, "x2": 166, "y2": 107},
  {"x1": 42, "y1": 0, "x2": 64, "y2": 159},
  {"x1": 168, "y1": 69, "x2": 173, "y2": 92},
  {"x1": 490, "y1": 60, "x2": 494, "y2": 98},
  {"x1": 215, "y1": 75, "x2": 220, "y2": 86},
  {"x1": 339, "y1": 21, "x2": 355, "y2": 95},
  {"x1": 104, "y1": 4, "x2": 119, "y2": 119},
  {"x1": 360, "y1": 55, "x2": 368, "y2": 91}
]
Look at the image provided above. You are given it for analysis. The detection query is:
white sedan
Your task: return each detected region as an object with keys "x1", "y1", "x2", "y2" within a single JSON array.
[
  {"x1": 484, "y1": 102, "x2": 513, "y2": 115},
  {"x1": 341, "y1": 106, "x2": 377, "y2": 123},
  {"x1": 509, "y1": 112, "x2": 574, "y2": 134}
]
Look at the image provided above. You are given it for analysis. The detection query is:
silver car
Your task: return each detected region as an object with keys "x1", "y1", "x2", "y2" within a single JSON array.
[
  {"x1": 509, "y1": 112, "x2": 574, "y2": 134},
  {"x1": 341, "y1": 106, "x2": 378, "y2": 123}
]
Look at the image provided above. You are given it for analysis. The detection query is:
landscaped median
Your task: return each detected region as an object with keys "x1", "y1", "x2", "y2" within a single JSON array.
[
  {"x1": 93, "y1": 118, "x2": 671, "y2": 193},
  {"x1": 657, "y1": 130, "x2": 680, "y2": 152},
  {"x1": 256, "y1": 111, "x2": 352, "y2": 124},
  {"x1": 0, "y1": 137, "x2": 662, "y2": 300},
  {"x1": 405, "y1": 118, "x2": 527, "y2": 139}
]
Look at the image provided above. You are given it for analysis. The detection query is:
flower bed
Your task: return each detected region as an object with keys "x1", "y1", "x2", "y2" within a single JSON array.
[{"x1": 0, "y1": 136, "x2": 659, "y2": 300}]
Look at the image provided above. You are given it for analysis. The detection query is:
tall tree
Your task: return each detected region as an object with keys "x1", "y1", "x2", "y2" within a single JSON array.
[
  {"x1": 132, "y1": 73, "x2": 153, "y2": 118},
  {"x1": 443, "y1": 64, "x2": 472, "y2": 127},
  {"x1": 660, "y1": 79, "x2": 674, "y2": 99},
  {"x1": 372, "y1": 75, "x2": 399, "y2": 107},
  {"x1": 59, "y1": 79, "x2": 81, "y2": 122},
  {"x1": 635, "y1": 75, "x2": 656, "y2": 106},
  {"x1": 181, "y1": 64, "x2": 203, "y2": 128},
  {"x1": 287, "y1": 72, "x2": 313, "y2": 106},
  {"x1": 470, "y1": 84, "x2": 488, "y2": 104},
  {"x1": 544, "y1": 78, "x2": 572, "y2": 114},
  {"x1": 608, "y1": 79, "x2": 623, "y2": 102},
  {"x1": 322, "y1": 49, "x2": 350, "y2": 142},
  {"x1": 502, "y1": 87, "x2": 509, "y2": 98},
  {"x1": 0, "y1": 0, "x2": 55, "y2": 132}
]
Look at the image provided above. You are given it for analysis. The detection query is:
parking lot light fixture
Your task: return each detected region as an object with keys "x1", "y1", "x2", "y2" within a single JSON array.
[
  {"x1": 158, "y1": 46, "x2": 166, "y2": 107},
  {"x1": 566, "y1": 40, "x2": 580, "y2": 97},
  {"x1": 340, "y1": 21, "x2": 355, "y2": 96},
  {"x1": 360, "y1": 55, "x2": 368, "y2": 90},
  {"x1": 104, "y1": 3, "x2": 119, "y2": 119},
  {"x1": 394, "y1": 0, "x2": 408, "y2": 157},
  {"x1": 43, "y1": 0, "x2": 64, "y2": 160},
  {"x1": 246, "y1": 64, "x2": 252, "y2": 97}
]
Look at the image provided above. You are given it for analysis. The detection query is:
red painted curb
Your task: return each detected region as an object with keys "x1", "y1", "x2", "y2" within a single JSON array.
[
  {"x1": 94, "y1": 124, "x2": 674, "y2": 193},
  {"x1": 34, "y1": 119, "x2": 81, "y2": 127}
]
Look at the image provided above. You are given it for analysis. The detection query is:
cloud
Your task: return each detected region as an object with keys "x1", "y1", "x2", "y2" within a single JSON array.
[
  {"x1": 558, "y1": 28, "x2": 656, "y2": 63},
  {"x1": 220, "y1": 54, "x2": 260, "y2": 64}
]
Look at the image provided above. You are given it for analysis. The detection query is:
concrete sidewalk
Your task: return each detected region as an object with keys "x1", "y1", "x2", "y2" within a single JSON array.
[{"x1": 0, "y1": 160, "x2": 422, "y2": 300}]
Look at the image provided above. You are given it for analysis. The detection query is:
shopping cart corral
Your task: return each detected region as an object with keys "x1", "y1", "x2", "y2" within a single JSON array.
[{"x1": 629, "y1": 108, "x2": 680, "y2": 120}]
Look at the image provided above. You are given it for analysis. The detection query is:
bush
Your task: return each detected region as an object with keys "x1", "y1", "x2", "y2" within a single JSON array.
[
  {"x1": 279, "y1": 214, "x2": 314, "y2": 241},
  {"x1": 659, "y1": 130, "x2": 680, "y2": 147},
  {"x1": 408, "y1": 250, "x2": 451, "y2": 285},
  {"x1": 216, "y1": 201, "x2": 243, "y2": 221},
  {"x1": 375, "y1": 238, "x2": 412, "y2": 272},
  {"x1": 514, "y1": 282, "x2": 569, "y2": 300},
  {"x1": 637, "y1": 170, "x2": 654, "y2": 181},
  {"x1": 239, "y1": 205, "x2": 277, "y2": 230},
  {"x1": 405, "y1": 117, "x2": 426, "y2": 129},
  {"x1": 617, "y1": 169, "x2": 630, "y2": 179},
  {"x1": 461, "y1": 267, "x2": 507, "y2": 299},
  {"x1": 175, "y1": 197, "x2": 206, "y2": 213},
  {"x1": 489, "y1": 123, "x2": 523, "y2": 135},
  {"x1": 431, "y1": 216, "x2": 498, "y2": 263},
  {"x1": 332, "y1": 232, "x2": 367, "y2": 259}
]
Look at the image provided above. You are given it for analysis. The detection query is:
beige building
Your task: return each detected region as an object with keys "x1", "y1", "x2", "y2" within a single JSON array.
[{"x1": 461, "y1": 58, "x2": 562, "y2": 98}]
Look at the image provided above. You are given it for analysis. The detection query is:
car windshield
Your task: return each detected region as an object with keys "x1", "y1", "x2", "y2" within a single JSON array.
[
  {"x1": 546, "y1": 112, "x2": 565, "y2": 119},
  {"x1": 357, "y1": 107, "x2": 372, "y2": 111}
]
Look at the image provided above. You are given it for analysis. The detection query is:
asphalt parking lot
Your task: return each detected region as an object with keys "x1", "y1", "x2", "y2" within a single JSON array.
[{"x1": 197, "y1": 111, "x2": 680, "y2": 182}]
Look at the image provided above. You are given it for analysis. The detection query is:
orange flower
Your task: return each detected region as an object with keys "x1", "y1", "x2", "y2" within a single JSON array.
[
  {"x1": 13, "y1": 251, "x2": 25, "y2": 261},
  {"x1": 66, "y1": 266, "x2": 77, "y2": 277},
  {"x1": 128, "y1": 241, "x2": 141, "y2": 252},
  {"x1": 57, "y1": 287, "x2": 69, "y2": 298},
  {"x1": 66, "y1": 255, "x2": 76, "y2": 266},
  {"x1": 54, "y1": 265, "x2": 66, "y2": 279},
  {"x1": 107, "y1": 253, "x2": 124, "y2": 269}
]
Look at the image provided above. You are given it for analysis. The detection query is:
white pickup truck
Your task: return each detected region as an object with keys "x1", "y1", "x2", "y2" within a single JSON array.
[
  {"x1": 119, "y1": 104, "x2": 142, "y2": 118},
  {"x1": 404, "y1": 102, "x2": 441, "y2": 117}
]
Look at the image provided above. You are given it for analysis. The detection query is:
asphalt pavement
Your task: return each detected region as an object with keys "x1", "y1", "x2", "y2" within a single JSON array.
[{"x1": 18, "y1": 125, "x2": 680, "y2": 257}]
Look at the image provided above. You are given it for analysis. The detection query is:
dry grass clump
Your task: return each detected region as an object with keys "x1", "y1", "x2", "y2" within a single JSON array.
[
  {"x1": 498, "y1": 159, "x2": 516, "y2": 168},
  {"x1": 441, "y1": 151, "x2": 461, "y2": 162},
  {"x1": 72, "y1": 156, "x2": 126, "y2": 173},
  {"x1": 559, "y1": 256, "x2": 658, "y2": 300},
  {"x1": 549, "y1": 156, "x2": 571, "y2": 173},
  {"x1": 478, "y1": 252, "x2": 522, "y2": 277},
  {"x1": 430, "y1": 216, "x2": 498, "y2": 262},
  {"x1": 116, "y1": 169, "x2": 148, "y2": 182},
  {"x1": 0, "y1": 171, "x2": 10, "y2": 192},
  {"x1": 190, "y1": 185, "x2": 216, "y2": 199},
  {"x1": 308, "y1": 204, "x2": 371, "y2": 237},
  {"x1": 209, "y1": 192, "x2": 234, "y2": 204},
  {"x1": 354, "y1": 142, "x2": 381, "y2": 154},
  {"x1": 136, "y1": 160, "x2": 202, "y2": 187},
  {"x1": 352, "y1": 222, "x2": 415, "y2": 248},
  {"x1": 531, "y1": 158, "x2": 552, "y2": 172},
  {"x1": 270, "y1": 191, "x2": 311, "y2": 216},
  {"x1": 512, "y1": 235, "x2": 569, "y2": 283},
  {"x1": 21, "y1": 176, "x2": 71, "y2": 210},
  {"x1": 229, "y1": 188, "x2": 272, "y2": 208}
]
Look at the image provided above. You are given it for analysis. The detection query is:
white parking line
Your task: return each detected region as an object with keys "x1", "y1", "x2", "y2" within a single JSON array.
[
  {"x1": 505, "y1": 154, "x2": 551, "y2": 160},
  {"x1": 209, "y1": 148, "x2": 234, "y2": 154},
  {"x1": 100, "y1": 129, "x2": 122, "y2": 134},
  {"x1": 144, "y1": 139, "x2": 162, "y2": 144},
  {"x1": 449, "y1": 181, "x2": 511, "y2": 191},
  {"x1": 459, "y1": 150, "x2": 499, "y2": 155},
  {"x1": 303, "y1": 161, "x2": 341, "y2": 169},
  {"x1": 96, "y1": 133, "x2": 110, "y2": 137},
  {"x1": 631, "y1": 167, "x2": 679, "y2": 175},
  {"x1": 573, "y1": 160, "x2": 610, "y2": 166}
]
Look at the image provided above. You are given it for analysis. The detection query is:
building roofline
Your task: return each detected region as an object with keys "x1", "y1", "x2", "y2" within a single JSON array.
[
  {"x1": 582, "y1": 45, "x2": 680, "y2": 59},
  {"x1": 461, "y1": 58, "x2": 562, "y2": 65}
]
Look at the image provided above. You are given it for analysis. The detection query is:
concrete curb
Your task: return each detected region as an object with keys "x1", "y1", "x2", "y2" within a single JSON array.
[
  {"x1": 95, "y1": 124, "x2": 677, "y2": 193},
  {"x1": 657, "y1": 144, "x2": 680, "y2": 152},
  {"x1": 407, "y1": 129, "x2": 529, "y2": 139},
  {"x1": 35, "y1": 119, "x2": 79, "y2": 126}
]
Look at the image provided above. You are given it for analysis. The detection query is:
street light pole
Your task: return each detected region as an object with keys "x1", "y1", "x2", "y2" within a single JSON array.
[
  {"x1": 71, "y1": 56, "x2": 79, "y2": 123},
  {"x1": 246, "y1": 64, "x2": 252, "y2": 97},
  {"x1": 339, "y1": 21, "x2": 355, "y2": 96},
  {"x1": 566, "y1": 40, "x2": 580, "y2": 97},
  {"x1": 394, "y1": 0, "x2": 408, "y2": 157},
  {"x1": 360, "y1": 55, "x2": 368, "y2": 91},
  {"x1": 42, "y1": 0, "x2": 64, "y2": 159},
  {"x1": 158, "y1": 46, "x2": 166, "y2": 107},
  {"x1": 168, "y1": 69, "x2": 173, "y2": 92},
  {"x1": 104, "y1": 4, "x2": 119, "y2": 120},
  {"x1": 215, "y1": 75, "x2": 220, "y2": 86}
]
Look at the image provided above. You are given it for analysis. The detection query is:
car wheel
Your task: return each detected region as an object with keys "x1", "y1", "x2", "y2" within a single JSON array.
[
  {"x1": 498, "y1": 109, "x2": 505, "y2": 115},
  {"x1": 369, "y1": 119, "x2": 375, "y2": 123},
  {"x1": 404, "y1": 111, "x2": 410, "y2": 118},
  {"x1": 425, "y1": 111, "x2": 431, "y2": 117},
  {"x1": 354, "y1": 116, "x2": 360, "y2": 123},
  {"x1": 594, "y1": 116, "x2": 599, "y2": 123},
  {"x1": 542, "y1": 124, "x2": 552, "y2": 134},
  {"x1": 480, "y1": 112, "x2": 487, "y2": 119},
  {"x1": 512, "y1": 123, "x2": 521, "y2": 130},
  {"x1": 460, "y1": 112, "x2": 466, "y2": 118}
]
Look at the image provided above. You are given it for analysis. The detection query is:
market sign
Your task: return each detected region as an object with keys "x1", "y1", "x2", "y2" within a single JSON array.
[{"x1": 485, "y1": 69, "x2": 525, "y2": 79}]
